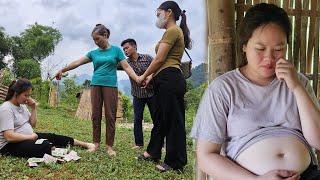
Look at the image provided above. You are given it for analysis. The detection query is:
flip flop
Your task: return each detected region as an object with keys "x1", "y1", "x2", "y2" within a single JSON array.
[
  {"x1": 155, "y1": 163, "x2": 173, "y2": 172},
  {"x1": 137, "y1": 154, "x2": 159, "y2": 163}
]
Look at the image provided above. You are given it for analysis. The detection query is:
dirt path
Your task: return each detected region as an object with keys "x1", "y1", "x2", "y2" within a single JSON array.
[{"x1": 117, "y1": 123, "x2": 153, "y2": 130}]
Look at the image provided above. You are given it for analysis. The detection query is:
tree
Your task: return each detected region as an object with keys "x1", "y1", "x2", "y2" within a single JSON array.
[
  {"x1": 0, "y1": 27, "x2": 11, "y2": 69},
  {"x1": 14, "y1": 59, "x2": 41, "y2": 79},
  {"x1": 190, "y1": 63, "x2": 208, "y2": 87},
  {"x1": 11, "y1": 23, "x2": 62, "y2": 62},
  {"x1": 61, "y1": 77, "x2": 81, "y2": 108},
  {"x1": 0, "y1": 68, "x2": 14, "y2": 86},
  {"x1": 82, "y1": 79, "x2": 91, "y2": 88},
  {"x1": 9, "y1": 23, "x2": 62, "y2": 78}
]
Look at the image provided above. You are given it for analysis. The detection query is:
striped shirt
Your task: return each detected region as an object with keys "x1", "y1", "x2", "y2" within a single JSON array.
[{"x1": 127, "y1": 54, "x2": 154, "y2": 98}]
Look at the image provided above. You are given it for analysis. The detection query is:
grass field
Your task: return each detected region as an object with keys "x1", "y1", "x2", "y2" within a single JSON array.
[{"x1": 0, "y1": 107, "x2": 195, "y2": 180}]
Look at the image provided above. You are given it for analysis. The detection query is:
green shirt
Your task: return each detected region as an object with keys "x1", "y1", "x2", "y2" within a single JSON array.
[
  {"x1": 86, "y1": 45, "x2": 125, "y2": 87},
  {"x1": 155, "y1": 25, "x2": 184, "y2": 75}
]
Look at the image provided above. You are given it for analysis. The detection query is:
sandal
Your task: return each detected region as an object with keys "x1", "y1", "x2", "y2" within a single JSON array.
[
  {"x1": 137, "y1": 154, "x2": 159, "y2": 163},
  {"x1": 155, "y1": 163, "x2": 173, "y2": 172}
]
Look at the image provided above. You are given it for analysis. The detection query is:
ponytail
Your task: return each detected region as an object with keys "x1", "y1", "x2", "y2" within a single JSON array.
[
  {"x1": 157, "y1": 1, "x2": 192, "y2": 50},
  {"x1": 5, "y1": 80, "x2": 16, "y2": 101},
  {"x1": 180, "y1": 10, "x2": 192, "y2": 50}
]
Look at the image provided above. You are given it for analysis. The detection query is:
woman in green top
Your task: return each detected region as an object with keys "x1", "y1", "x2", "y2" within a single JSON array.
[
  {"x1": 137, "y1": 1, "x2": 192, "y2": 172},
  {"x1": 55, "y1": 24, "x2": 138, "y2": 156}
]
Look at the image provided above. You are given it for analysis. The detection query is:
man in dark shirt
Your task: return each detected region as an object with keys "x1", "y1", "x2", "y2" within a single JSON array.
[{"x1": 121, "y1": 38, "x2": 155, "y2": 149}]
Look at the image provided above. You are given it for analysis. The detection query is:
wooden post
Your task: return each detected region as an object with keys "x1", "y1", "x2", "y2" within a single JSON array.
[
  {"x1": 195, "y1": 1, "x2": 236, "y2": 179},
  {"x1": 48, "y1": 85, "x2": 58, "y2": 107},
  {"x1": 206, "y1": 0, "x2": 235, "y2": 83}
]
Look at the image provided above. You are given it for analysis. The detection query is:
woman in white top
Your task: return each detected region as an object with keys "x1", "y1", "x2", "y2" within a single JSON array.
[{"x1": 0, "y1": 78, "x2": 95, "y2": 158}]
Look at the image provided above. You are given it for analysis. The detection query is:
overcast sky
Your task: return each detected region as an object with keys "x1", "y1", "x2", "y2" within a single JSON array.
[{"x1": 0, "y1": 0, "x2": 206, "y2": 80}]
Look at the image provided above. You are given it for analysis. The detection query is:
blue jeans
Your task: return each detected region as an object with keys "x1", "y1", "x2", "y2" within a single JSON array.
[{"x1": 133, "y1": 96, "x2": 156, "y2": 146}]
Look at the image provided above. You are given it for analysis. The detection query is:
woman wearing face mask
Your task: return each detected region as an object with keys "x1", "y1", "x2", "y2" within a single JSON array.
[
  {"x1": 0, "y1": 79, "x2": 96, "y2": 158},
  {"x1": 137, "y1": 1, "x2": 192, "y2": 172},
  {"x1": 55, "y1": 24, "x2": 139, "y2": 156}
]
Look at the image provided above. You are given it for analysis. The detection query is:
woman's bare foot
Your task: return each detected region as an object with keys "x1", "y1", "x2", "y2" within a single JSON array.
[
  {"x1": 106, "y1": 146, "x2": 116, "y2": 156},
  {"x1": 87, "y1": 143, "x2": 99, "y2": 152},
  {"x1": 86, "y1": 143, "x2": 96, "y2": 152},
  {"x1": 143, "y1": 151, "x2": 151, "y2": 157}
]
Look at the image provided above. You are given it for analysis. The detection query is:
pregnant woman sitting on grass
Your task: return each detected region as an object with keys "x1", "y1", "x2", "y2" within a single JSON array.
[{"x1": 0, "y1": 78, "x2": 95, "y2": 158}]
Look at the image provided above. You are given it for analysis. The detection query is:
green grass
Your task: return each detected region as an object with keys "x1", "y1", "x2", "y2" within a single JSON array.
[{"x1": 0, "y1": 107, "x2": 195, "y2": 180}]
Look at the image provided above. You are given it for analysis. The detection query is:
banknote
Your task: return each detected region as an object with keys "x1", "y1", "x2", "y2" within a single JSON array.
[
  {"x1": 51, "y1": 148, "x2": 68, "y2": 157},
  {"x1": 28, "y1": 162, "x2": 38, "y2": 167},
  {"x1": 43, "y1": 154, "x2": 57, "y2": 164},
  {"x1": 63, "y1": 150, "x2": 81, "y2": 162},
  {"x1": 35, "y1": 139, "x2": 47, "y2": 144},
  {"x1": 27, "y1": 157, "x2": 44, "y2": 163}
]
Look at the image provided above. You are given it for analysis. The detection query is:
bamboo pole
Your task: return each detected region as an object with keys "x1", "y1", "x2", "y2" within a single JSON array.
[
  {"x1": 207, "y1": 0, "x2": 235, "y2": 83},
  {"x1": 294, "y1": 0, "x2": 302, "y2": 69},
  {"x1": 314, "y1": 0, "x2": 320, "y2": 96},
  {"x1": 286, "y1": 0, "x2": 294, "y2": 61},
  {"x1": 300, "y1": 0, "x2": 310, "y2": 73},
  {"x1": 253, "y1": 0, "x2": 261, "y2": 4},
  {"x1": 270, "y1": 0, "x2": 281, "y2": 6},
  {"x1": 236, "y1": 0, "x2": 245, "y2": 67},
  {"x1": 307, "y1": 0, "x2": 318, "y2": 73}
]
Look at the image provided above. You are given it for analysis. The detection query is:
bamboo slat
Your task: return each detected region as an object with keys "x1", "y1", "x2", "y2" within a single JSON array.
[
  {"x1": 236, "y1": 0, "x2": 245, "y2": 67},
  {"x1": 313, "y1": 0, "x2": 320, "y2": 94},
  {"x1": 288, "y1": 0, "x2": 294, "y2": 61},
  {"x1": 268, "y1": 0, "x2": 281, "y2": 5},
  {"x1": 294, "y1": 0, "x2": 302, "y2": 68},
  {"x1": 236, "y1": 0, "x2": 245, "y2": 31},
  {"x1": 253, "y1": 0, "x2": 261, "y2": 4},
  {"x1": 307, "y1": 0, "x2": 318, "y2": 73},
  {"x1": 300, "y1": 0, "x2": 310, "y2": 74},
  {"x1": 237, "y1": 4, "x2": 320, "y2": 16}
]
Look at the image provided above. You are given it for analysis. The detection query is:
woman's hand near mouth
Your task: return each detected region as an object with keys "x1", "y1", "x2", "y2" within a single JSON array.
[{"x1": 275, "y1": 58, "x2": 301, "y2": 91}]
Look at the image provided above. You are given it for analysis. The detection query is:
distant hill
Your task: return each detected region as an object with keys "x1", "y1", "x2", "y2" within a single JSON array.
[
  {"x1": 118, "y1": 79, "x2": 131, "y2": 97},
  {"x1": 75, "y1": 74, "x2": 92, "y2": 85},
  {"x1": 72, "y1": 63, "x2": 207, "y2": 97},
  {"x1": 189, "y1": 63, "x2": 207, "y2": 87},
  {"x1": 73, "y1": 73, "x2": 131, "y2": 97}
]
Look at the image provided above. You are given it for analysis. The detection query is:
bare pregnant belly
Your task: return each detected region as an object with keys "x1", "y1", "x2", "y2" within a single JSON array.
[{"x1": 236, "y1": 136, "x2": 311, "y2": 175}]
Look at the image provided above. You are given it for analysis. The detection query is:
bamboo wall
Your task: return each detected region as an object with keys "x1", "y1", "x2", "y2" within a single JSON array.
[
  {"x1": 0, "y1": 70, "x2": 8, "y2": 101},
  {"x1": 236, "y1": 0, "x2": 320, "y2": 97},
  {"x1": 0, "y1": 84, "x2": 8, "y2": 101}
]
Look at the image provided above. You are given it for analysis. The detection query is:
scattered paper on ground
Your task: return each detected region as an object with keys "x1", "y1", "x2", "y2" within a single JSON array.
[{"x1": 27, "y1": 148, "x2": 81, "y2": 167}]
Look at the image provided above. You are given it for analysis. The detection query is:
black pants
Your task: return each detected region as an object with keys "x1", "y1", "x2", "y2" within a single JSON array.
[
  {"x1": 133, "y1": 96, "x2": 156, "y2": 146},
  {"x1": 300, "y1": 163, "x2": 320, "y2": 180},
  {"x1": 0, "y1": 132, "x2": 74, "y2": 158},
  {"x1": 146, "y1": 67, "x2": 187, "y2": 170}
]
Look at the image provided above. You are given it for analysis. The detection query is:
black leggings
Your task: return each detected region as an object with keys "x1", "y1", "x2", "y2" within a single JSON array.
[
  {"x1": 0, "y1": 132, "x2": 74, "y2": 158},
  {"x1": 300, "y1": 163, "x2": 320, "y2": 180},
  {"x1": 146, "y1": 67, "x2": 187, "y2": 170}
]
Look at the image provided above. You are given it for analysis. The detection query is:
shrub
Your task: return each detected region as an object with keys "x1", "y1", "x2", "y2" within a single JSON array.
[{"x1": 30, "y1": 78, "x2": 50, "y2": 106}]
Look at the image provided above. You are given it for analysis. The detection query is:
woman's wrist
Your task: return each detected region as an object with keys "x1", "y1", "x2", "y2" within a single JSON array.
[{"x1": 292, "y1": 83, "x2": 305, "y2": 95}]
